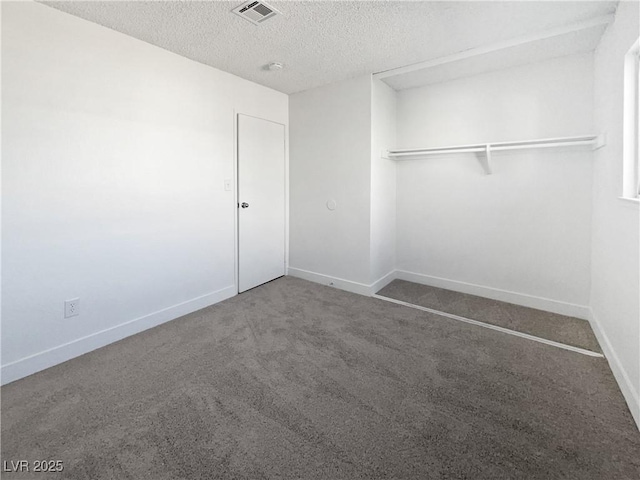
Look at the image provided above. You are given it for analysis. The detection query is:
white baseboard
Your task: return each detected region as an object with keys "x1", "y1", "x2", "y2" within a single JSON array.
[
  {"x1": 370, "y1": 270, "x2": 397, "y2": 293},
  {"x1": 287, "y1": 267, "x2": 372, "y2": 296},
  {"x1": 287, "y1": 267, "x2": 396, "y2": 296},
  {"x1": 287, "y1": 267, "x2": 591, "y2": 319},
  {"x1": 588, "y1": 308, "x2": 640, "y2": 430},
  {"x1": 1, "y1": 285, "x2": 236, "y2": 386},
  {"x1": 395, "y1": 270, "x2": 591, "y2": 320}
]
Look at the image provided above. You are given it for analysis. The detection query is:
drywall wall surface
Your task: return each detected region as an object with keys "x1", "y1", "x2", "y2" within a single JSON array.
[
  {"x1": 370, "y1": 78, "x2": 397, "y2": 284},
  {"x1": 396, "y1": 54, "x2": 594, "y2": 307},
  {"x1": 289, "y1": 75, "x2": 372, "y2": 285},
  {"x1": 591, "y1": 0, "x2": 640, "y2": 425},
  {"x1": 1, "y1": 2, "x2": 287, "y2": 381}
]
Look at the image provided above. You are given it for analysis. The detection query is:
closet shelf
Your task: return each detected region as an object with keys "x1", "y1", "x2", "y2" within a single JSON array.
[{"x1": 382, "y1": 134, "x2": 605, "y2": 175}]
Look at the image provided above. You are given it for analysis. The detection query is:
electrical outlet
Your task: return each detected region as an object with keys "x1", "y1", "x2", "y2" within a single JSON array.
[{"x1": 64, "y1": 298, "x2": 80, "y2": 318}]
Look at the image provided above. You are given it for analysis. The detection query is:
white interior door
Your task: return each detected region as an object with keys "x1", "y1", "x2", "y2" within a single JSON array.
[{"x1": 238, "y1": 114, "x2": 286, "y2": 293}]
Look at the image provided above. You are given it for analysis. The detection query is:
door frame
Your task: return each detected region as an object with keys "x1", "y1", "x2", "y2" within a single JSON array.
[{"x1": 233, "y1": 111, "x2": 289, "y2": 294}]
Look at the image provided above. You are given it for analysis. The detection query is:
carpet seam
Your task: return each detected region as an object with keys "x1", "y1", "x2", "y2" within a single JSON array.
[{"x1": 371, "y1": 294, "x2": 604, "y2": 358}]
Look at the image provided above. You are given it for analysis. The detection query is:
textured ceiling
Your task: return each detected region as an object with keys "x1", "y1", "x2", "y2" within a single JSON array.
[{"x1": 42, "y1": 1, "x2": 618, "y2": 94}]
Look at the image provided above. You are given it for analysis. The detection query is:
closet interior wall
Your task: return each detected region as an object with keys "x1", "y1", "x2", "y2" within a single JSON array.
[{"x1": 394, "y1": 53, "x2": 595, "y2": 311}]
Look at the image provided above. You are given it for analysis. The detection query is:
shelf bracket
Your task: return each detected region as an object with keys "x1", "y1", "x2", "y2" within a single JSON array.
[
  {"x1": 593, "y1": 134, "x2": 606, "y2": 150},
  {"x1": 476, "y1": 144, "x2": 493, "y2": 175}
]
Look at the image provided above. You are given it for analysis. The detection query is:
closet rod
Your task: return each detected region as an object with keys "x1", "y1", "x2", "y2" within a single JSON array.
[{"x1": 384, "y1": 134, "x2": 604, "y2": 159}]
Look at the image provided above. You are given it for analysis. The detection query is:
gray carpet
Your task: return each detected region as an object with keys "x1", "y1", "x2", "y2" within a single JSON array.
[
  {"x1": 2, "y1": 276, "x2": 638, "y2": 479},
  {"x1": 377, "y1": 279, "x2": 602, "y2": 353}
]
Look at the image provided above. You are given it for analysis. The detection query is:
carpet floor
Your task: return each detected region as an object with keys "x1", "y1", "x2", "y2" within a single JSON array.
[
  {"x1": 1, "y1": 276, "x2": 638, "y2": 479},
  {"x1": 377, "y1": 279, "x2": 601, "y2": 353}
]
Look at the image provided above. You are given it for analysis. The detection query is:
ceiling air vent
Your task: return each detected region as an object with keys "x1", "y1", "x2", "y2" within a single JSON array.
[{"x1": 232, "y1": 1, "x2": 280, "y2": 25}]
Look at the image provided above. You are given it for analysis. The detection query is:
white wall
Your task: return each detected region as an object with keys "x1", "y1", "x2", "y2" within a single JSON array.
[
  {"x1": 1, "y1": 2, "x2": 288, "y2": 383},
  {"x1": 289, "y1": 75, "x2": 372, "y2": 289},
  {"x1": 590, "y1": 0, "x2": 640, "y2": 427},
  {"x1": 370, "y1": 79, "x2": 397, "y2": 286},
  {"x1": 395, "y1": 54, "x2": 595, "y2": 316}
]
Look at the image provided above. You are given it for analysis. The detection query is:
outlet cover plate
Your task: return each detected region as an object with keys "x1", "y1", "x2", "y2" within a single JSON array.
[{"x1": 65, "y1": 298, "x2": 80, "y2": 318}]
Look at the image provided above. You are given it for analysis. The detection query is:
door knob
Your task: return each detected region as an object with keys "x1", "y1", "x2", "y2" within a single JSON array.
[{"x1": 241, "y1": 202, "x2": 249, "y2": 209}]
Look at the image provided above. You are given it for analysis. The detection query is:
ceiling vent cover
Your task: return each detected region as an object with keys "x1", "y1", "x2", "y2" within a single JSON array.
[{"x1": 232, "y1": 1, "x2": 280, "y2": 25}]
